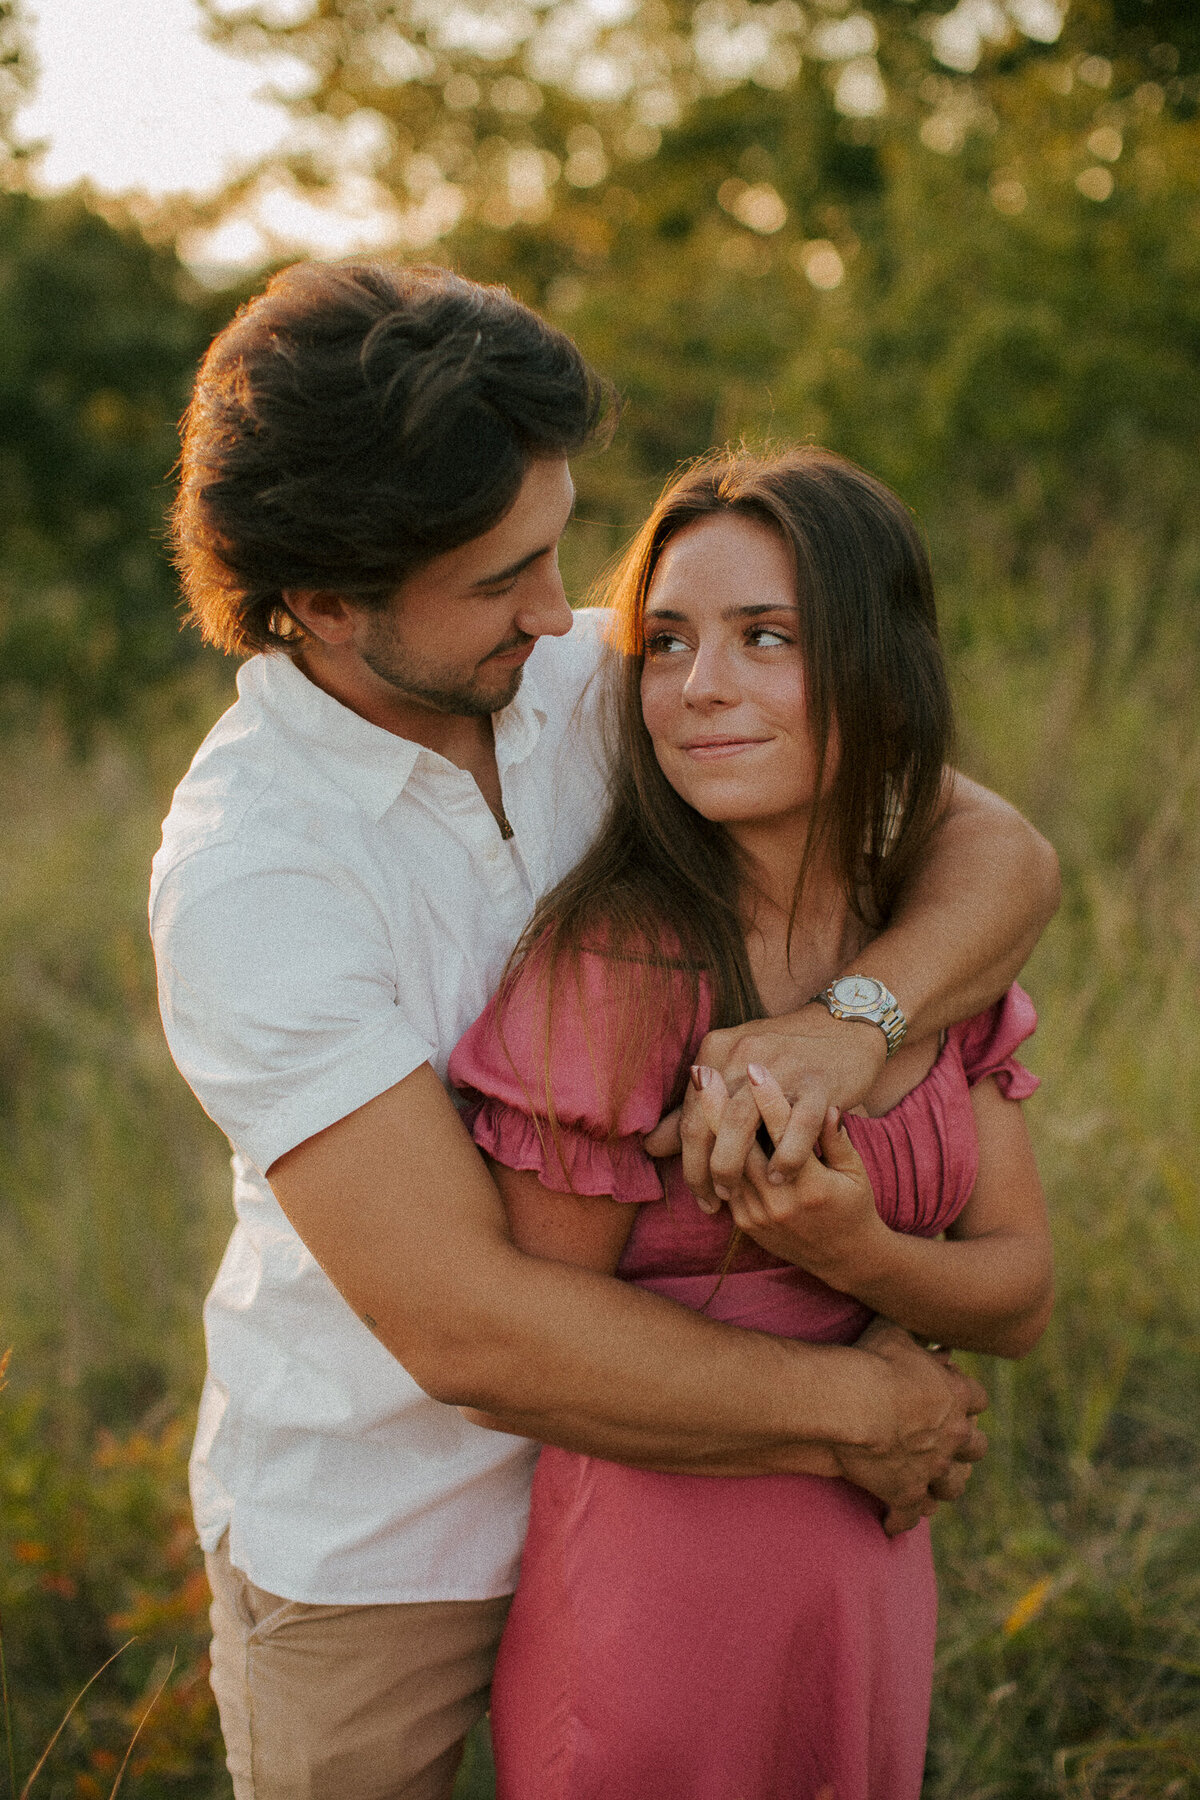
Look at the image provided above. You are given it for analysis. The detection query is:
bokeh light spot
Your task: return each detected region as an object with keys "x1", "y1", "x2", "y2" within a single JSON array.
[
  {"x1": 791, "y1": 239, "x2": 845, "y2": 289},
  {"x1": 1076, "y1": 165, "x2": 1114, "y2": 201},
  {"x1": 1087, "y1": 126, "x2": 1122, "y2": 162},
  {"x1": 990, "y1": 176, "x2": 1028, "y2": 214}
]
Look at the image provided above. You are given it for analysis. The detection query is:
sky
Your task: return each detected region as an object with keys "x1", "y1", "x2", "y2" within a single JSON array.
[
  {"x1": 19, "y1": 0, "x2": 297, "y2": 196},
  {"x1": 16, "y1": 0, "x2": 397, "y2": 270}
]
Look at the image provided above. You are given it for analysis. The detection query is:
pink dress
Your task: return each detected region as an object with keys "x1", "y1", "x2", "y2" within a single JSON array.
[{"x1": 449, "y1": 958, "x2": 1038, "y2": 1800}]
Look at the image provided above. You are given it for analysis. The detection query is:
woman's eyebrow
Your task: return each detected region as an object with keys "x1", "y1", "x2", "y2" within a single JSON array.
[
  {"x1": 724, "y1": 602, "x2": 798, "y2": 618},
  {"x1": 644, "y1": 602, "x2": 797, "y2": 620}
]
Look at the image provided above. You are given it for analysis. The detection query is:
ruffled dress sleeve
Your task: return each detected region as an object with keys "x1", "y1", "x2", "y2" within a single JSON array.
[
  {"x1": 448, "y1": 947, "x2": 710, "y2": 1204},
  {"x1": 950, "y1": 982, "x2": 1040, "y2": 1100}
]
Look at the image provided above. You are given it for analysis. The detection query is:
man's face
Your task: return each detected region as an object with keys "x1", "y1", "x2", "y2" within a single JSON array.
[{"x1": 355, "y1": 457, "x2": 577, "y2": 718}]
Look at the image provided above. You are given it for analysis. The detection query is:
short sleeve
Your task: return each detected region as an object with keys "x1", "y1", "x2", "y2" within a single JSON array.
[
  {"x1": 449, "y1": 946, "x2": 709, "y2": 1202},
  {"x1": 952, "y1": 983, "x2": 1040, "y2": 1101},
  {"x1": 152, "y1": 845, "x2": 434, "y2": 1174}
]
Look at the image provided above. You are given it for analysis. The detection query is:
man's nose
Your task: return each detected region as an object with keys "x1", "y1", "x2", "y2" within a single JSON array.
[{"x1": 515, "y1": 563, "x2": 573, "y2": 640}]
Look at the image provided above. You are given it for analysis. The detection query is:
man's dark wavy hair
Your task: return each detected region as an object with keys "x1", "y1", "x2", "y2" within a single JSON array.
[{"x1": 172, "y1": 260, "x2": 616, "y2": 655}]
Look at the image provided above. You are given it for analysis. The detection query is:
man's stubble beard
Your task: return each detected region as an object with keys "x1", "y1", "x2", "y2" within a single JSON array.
[{"x1": 359, "y1": 629, "x2": 526, "y2": 719}]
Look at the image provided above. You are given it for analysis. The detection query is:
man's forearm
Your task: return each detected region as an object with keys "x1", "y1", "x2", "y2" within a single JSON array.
[
  {"x1": 426, "y1": 1247, "x2": 873, "y2": 1475},
  {"x1": 460, "y1": 1289, "x2": 988, "y2": 1534},
  {"x1": 268, "y1": 1067, "x2": 983, "y2": 1510},
  {"x1": 269, "y1": 1070, "x2": 866, "y2": 1469},
  {"x1": 861, "y1": 771, "x2": 1059, "y2": 1037},
  {"x1": 451, "y1": 1264, "x2": 860, "y2": 1474}
]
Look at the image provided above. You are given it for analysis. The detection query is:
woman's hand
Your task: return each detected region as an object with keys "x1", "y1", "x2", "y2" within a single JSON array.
[
  {"x1": 694, "y1": 1063, "x2": 1054, "y2": 1358},
  {"x1": 645, "y1": 1003, "x2": 886, "y2": 1208},
  {"x1": 692, "y1": 1062, "x2": 888, "y2": 1291}
]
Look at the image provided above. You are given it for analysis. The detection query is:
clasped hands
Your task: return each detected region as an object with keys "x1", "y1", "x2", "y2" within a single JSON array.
[
  {"x1": 642, "y1": 1000, "x2": 889, "y2": 1234},
  {"x1": 692, "y1": 1063, "x2": 882, "y2": 1288},
  {"x1": 643, "y1": 1002, "x2": 988, "y2": 1534}
]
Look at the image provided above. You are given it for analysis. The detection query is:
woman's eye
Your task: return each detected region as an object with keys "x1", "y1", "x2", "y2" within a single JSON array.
[
  {"x1": 747, "y1": 626, "x2": 791, "y2": 648},
  {"x1": 645, "y1": 631, "x2": 689, "y2": 655}
]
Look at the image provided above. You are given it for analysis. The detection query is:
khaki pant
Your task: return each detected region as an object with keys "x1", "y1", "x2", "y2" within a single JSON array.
[{"x1": 205, "y1": 1535, "x2": 510, "y2": 1800}]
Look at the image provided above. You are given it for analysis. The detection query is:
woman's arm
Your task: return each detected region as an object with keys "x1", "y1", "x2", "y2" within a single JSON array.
[
  {"x1": 830, "y1": 1080, "x2": 1053, "y2": 1357},
  {"x1": 489, "y1": 1160, "x2": 636, "y2": 1274},
  {"x1": 718, "y1": 1071, "x2": 1054, "y2": 1360}
]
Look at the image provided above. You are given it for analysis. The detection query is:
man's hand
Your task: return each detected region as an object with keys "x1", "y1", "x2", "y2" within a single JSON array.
[
  {"x1": 644, "y1": 1003, "x2": 886, "y2": 1213},
  {"x1": 834, "y1": 1320, "x2": 989, "y2": 1536}
]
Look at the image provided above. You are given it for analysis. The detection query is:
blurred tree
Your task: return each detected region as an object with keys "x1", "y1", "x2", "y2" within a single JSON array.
[
  {"x1": 193, "y1": 0, "x2": 1200, "y2": 577},
  {"x1": 1, "y1": 0, "x2": 1195, "y2": 725},
  {"x1": 0, "y1": 193, "x2": 233, "y2": 738},
  {"x1": 197, "y1": 0, "x2": 1200, "y2": 246},
  {"x1": 0, "y1": 0, "x2": 36, "y2": 181}
]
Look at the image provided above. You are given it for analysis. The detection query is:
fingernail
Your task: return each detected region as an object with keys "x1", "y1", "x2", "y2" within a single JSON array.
[
  {"x1": 830, "y1": 1107, "x2": 842, "y2": 1130},
  {"x1": 768, "y1": 1170, "x2": 786, "y2": 1186},
  {"x1": 690, "y1": 1064, "x2": 712, "y2": 1091},
  {"x1": 746, "y1": 1063, "x2": 767, "y2": 1086},
  {"x1": 696, "y1": 1198, "x2": 717, "y2": 1216},
  {"x1": 714, "y1": 1183, "x2": 731, "y2": 1202}
]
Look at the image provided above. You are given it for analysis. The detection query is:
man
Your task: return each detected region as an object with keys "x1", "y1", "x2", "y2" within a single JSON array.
[{"x1": 152, "y1": 260, "x2": 1058, "y2": 1800}]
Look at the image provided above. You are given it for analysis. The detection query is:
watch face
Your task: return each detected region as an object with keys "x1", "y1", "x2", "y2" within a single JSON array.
[{"x1": 831, "y1": 975, "x2": 884, "y2": 1009}]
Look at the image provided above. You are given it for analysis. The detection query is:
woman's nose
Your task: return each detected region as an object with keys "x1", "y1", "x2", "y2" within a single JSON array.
[{"x1": 682, "y1": 642, "x2": 736, "y2": 708}]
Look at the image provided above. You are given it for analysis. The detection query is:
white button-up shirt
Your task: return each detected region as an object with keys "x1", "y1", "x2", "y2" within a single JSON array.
[{"x1": 150, "y1": 609, "x2": 609, "y2": 1603}]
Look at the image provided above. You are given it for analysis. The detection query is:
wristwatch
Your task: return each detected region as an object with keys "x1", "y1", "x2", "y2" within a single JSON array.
[{"x1": 813, "y1": 975, "x2": 908, "y2": 1060}]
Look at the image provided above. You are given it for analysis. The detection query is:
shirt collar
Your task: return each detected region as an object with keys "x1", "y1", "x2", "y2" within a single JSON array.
[
  {"x1": 239, "y1": 651, "x2": 549, "y2": 822},
  {"x1": 494, "y1": 657, "x2": 548, "y2": 773}
]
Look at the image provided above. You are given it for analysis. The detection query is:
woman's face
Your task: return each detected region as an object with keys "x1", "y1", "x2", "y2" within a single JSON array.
[{"x1": 639, "y1": 512, "x2": 829, "y2": 832}]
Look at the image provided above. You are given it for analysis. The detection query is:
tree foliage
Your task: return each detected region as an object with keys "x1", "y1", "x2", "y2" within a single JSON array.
[
  {"x1": 0, "y1": 193, "x2": 233, "y2": 737},
  {"x1": 2, "y1": 2, "x2": 1195, "y2": 732},
  {"x1": 0, "y1": 0, "x2": 36, "y2": 178},
  {"x1": 198, "y1": 0, "x2": 1200, "y2": 244},
  {"x1": 192, "y1": 0, "x2": 1200, "y2": 580}
]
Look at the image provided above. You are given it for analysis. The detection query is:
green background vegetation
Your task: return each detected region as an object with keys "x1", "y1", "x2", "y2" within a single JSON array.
[{"x1": 1, "y1": 0, "x2": 1197, "y2": 1793}]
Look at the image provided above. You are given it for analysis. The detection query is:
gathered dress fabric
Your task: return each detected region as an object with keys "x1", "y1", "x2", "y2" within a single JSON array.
[{"x1": 448, "y1": 958, "x2": 1038, "y2": 1800}]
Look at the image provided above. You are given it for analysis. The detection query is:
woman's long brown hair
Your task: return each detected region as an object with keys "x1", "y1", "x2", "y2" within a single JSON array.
[{"x1": 496, "y1": 447, "x2": 955, "y2": 1146}]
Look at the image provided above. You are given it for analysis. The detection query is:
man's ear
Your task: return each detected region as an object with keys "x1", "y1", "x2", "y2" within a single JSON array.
[{"x1": 282, "y1": 589, "x2": 360, "y2": 646}]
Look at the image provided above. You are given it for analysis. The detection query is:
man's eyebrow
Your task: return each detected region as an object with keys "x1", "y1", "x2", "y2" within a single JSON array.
[{"x1": 469, "y1": 543, "x2": 553, "y2": 590}]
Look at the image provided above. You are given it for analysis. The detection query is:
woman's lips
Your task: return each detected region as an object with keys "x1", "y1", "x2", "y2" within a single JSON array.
[{"x1": 679, "y1": 737, "x2": 770, "y2": 760}]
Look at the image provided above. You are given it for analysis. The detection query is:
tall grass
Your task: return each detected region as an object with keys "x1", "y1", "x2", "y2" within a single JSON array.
[
  {"x1": 0, "y1": 493, "x2": 1197, "y2": 1795},
  {"x1": 0, "y1": 680, "x2": 234, "y2": 1796},
  {"x1": 923, "y1": 495, "x2": 1200, "y2": 1797}
]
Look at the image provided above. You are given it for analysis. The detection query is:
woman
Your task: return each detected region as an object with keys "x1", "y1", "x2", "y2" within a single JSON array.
[{"x1": 448, "y1": 448, "x2": 1054, "y2": 1800}]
